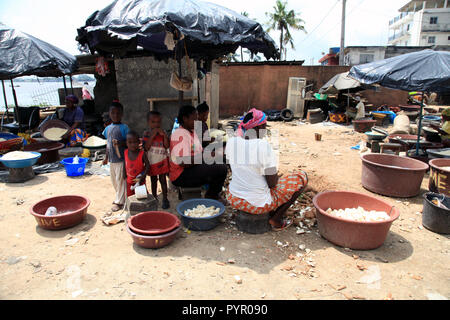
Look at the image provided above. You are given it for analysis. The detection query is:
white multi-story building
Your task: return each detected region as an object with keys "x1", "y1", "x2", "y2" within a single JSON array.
[{"x1": 388, "y1": 0, "x2": 450, "y2": 46}]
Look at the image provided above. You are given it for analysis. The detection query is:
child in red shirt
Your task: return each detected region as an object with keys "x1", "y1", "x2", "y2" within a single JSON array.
[
  {"x1": 143, "y1": 111, "x2": 170, "y2": 209},
  {"x1": 124, "y1": 131, "x2": 149, "y2": 197}
]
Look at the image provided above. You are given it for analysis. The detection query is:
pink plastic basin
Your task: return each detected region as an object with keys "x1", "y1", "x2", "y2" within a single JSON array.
[
  {"x1": 313, "y1": 191, "x2": 400, "y2": 250},
  {"x1": 361, "y1": 153, "x2": 429, "y2": 198},
  {"x1": 128, "y1": 211, "x2": 181, "y2": 235},
  {"x1": 30, "y1": 195, "x2": 90, "y2": 230}
]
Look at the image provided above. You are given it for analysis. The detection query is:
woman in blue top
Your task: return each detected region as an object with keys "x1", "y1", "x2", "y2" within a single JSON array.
[{"x1": 60, "y1": 95, "x2": 87, "y2": 147}]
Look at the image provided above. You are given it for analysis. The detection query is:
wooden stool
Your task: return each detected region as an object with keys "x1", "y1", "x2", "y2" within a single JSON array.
[
  {"x1": 177, "y1": 187, "x2": 203, "y2": 200},
  {"x1": 235, "y1": 211, "x2": 271, "y2": 234},
  {"x1": 8, "y1": 167, "x2": 35, "y2": 183},
  {"x1": 380, "y1": 143, "x2": 402, "y2": 155}
]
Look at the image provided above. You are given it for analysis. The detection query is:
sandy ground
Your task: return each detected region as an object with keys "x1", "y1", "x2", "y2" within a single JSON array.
[{"x1": 0, "y1": 121, "x2": 449, "y2": 300}]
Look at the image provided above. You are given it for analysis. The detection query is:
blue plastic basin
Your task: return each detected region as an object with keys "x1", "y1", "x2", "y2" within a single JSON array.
[
  {"x1": 0, "y1": 133, "x2": 27, "y2": 146},
  {"x1": 60, "y1": 157, "x2": 88, "y2": 177},
  {"x1": 0, "y1": 151, "x2": 41, "y2": 168},
  {"x1": 372, "y1": 111, "x2": 396, "y2": 123},
  {"x1": 176, "y1": 198, "x2": 225, "y2": 231}
]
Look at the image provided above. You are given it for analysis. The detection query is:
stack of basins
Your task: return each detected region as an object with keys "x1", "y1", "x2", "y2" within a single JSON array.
[{"x1": 127, "y1": 211, "x2": 182, "y2": 249}]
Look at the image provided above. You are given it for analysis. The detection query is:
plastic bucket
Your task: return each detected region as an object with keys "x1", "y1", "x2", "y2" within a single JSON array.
[
  {"x1": 60, "y1": 157, "x2": 88, "y2": 177},
  {"x1": 422, "y1": 192, "x2": 450, "y2": 234}
]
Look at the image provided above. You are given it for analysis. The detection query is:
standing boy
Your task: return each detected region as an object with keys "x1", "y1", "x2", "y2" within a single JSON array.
[{"x1": 102, "y1": 101, "x2": 129, "y2": 212}]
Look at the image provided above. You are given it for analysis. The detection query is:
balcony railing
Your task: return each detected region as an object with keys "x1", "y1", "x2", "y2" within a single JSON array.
[
  {"x1": 388, "y1": 31, "x2": 409, "y2": 42},
  {"x1": 422, "y1": 23, "x2": 450, "y2": 32},
  {"x1": 389, "y1": 12, "x2": 413, "y2": 26}
]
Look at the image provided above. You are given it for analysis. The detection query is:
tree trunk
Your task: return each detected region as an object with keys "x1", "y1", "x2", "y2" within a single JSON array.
[
  {"x1": 279, "y1": 28, "x2": 284, "y2": 61},
  {"x1": 241, "y1": 47, "x2": 243, "y2": 62}
]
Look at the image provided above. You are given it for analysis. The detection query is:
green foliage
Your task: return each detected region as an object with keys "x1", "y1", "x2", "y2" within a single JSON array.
[{"x1": 265, "y1": 0, "x2": 306, "y2": 60}]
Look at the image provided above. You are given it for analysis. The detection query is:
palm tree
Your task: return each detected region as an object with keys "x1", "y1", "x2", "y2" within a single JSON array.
[
  {"x1": 266, "y1": 0, "x2": 306, "y2": 60},
  {"x1": 240, "y1": 11, "x2": 250, "y2": 62}
]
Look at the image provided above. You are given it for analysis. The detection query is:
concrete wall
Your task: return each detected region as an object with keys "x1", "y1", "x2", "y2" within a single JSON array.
[
  {"x1": 115, "y1": 56, "x2": 196, "y2": 134},
  {"x1": 218, "y1": 64, "x2": 408, "y2": 117},
  {"x1": 219, "y1": 65, "x2": 348, "y2": 117}
]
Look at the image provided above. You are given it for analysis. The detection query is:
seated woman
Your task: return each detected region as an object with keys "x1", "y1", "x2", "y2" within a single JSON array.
[
  {"x1": 60, "y1": 95, "x2": 87, "y2": 147},
  {"x1": 169, "y1": 105, "x2": 228, "y2": 201},
  {"x1": 225, "y1": 108, "x2": 308, "y2": 231},
  {"x1": 430, "y1": 108, "x2": 450, "y2": 147}
]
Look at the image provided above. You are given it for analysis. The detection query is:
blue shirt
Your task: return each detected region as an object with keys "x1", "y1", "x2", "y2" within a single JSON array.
[
  {"x1": 63, "y1": 106, "x2": 85, "y2": 129},
  {"x1": 102, "y1": 123, "x2": 129, "y2": 163}
]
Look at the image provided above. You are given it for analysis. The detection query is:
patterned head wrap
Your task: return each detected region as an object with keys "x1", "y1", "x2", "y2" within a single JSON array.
[{"x1": 236, "y1": 108, "x2": 267, "y2": 137}]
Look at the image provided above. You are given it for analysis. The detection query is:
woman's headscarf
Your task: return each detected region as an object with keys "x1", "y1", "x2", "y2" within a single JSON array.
[
  {"x1": 65, "y1": 95, "x2": 79, "y2": 105},
  {"x1": 236, "y1": 108, "x2": 267, "y2": 137}
]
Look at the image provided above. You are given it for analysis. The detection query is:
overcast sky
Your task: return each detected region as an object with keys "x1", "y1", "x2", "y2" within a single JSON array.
[{"x1": 0, "y1": 0, "x2": 408, "y2": 64}]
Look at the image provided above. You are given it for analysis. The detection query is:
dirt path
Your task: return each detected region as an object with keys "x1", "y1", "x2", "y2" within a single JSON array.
[{"x1": 0, "y1": 121, "x2": 449, "y2": 300}]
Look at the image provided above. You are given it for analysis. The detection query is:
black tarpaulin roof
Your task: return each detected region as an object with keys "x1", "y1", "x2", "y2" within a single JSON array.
[
  {"x1": 0, "y1": 23, "x2": 78, "y2": 80},
  {"x1": 76, "y1": 0, "x2": 279, "y2": 61},
  {"x1": 348, "y1": 49, "x2": 450, "y2": 93}
]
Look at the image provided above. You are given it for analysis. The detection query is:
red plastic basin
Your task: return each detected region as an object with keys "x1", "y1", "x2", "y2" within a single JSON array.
[
  {"x1": 313, "y1": 191, "x2": 400, "y2": 250},
  {"x1": 361, "y1": 153, "x2": 429, "y2": 198},
  {"x1": 429, "y1": 159, "x2": 450, "y2": 197},
  {"x1": 128, "y1": 211, "x2": 181, "y2": 235},
  {"x1": 24, "y1": 141, "x2": 65, "y2": 165},
  {"x1": 127, "y1": 223, "x2": 181, "y2": 249},
  {"x1": 30, "y1": 195, "x2": 90, "y2": 230}
]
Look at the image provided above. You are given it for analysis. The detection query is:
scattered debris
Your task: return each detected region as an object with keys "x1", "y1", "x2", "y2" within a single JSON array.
[
  {"x1": 65, "y1": 238, "x2": 79, "y2": 246},
  {"x1": 356, "y1": 263, "x2": 367, "y2": 271},
  {"x1": 357, "y1": 265, "x2": 381, "y2": 289},
  {"x1": 375, "y1": 257, "x2": 389, "y2": 263},
  {"x1": 234, "y1": 275, "x2": 242, "y2": 284},
  {"x1": 411, "y1": 274, "x2": 423, "y2": 280},
  {"x1": 16, "y1": 199, "x2": 24, "y2": 206},
  {"x1": 71, "y1": 289, "x2": 83, "y2": 298},
  {"x1": 101, "y1": 212, "x2": 126, "y2": 226},
  {"x1": 5, "y1": 256, "x2": 27, "y2": 265},
  {"x1": 227, "y1": 259, "x2": 235, "y2": 264},
  {"x1": 384, "y1": 293, "x2": 394, "y2": 300},
  {"x1": 426, "y1": 292, "x2": 448, "y2": 300},
  {"x1": 220, "y1": 247, "x2": 225, "y2": 252}
]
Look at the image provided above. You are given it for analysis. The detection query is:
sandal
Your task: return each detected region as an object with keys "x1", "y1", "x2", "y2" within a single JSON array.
[
  {"x1": 270, "y1": 219, "x2": 293, "y2": 231},
  {"x1": 111, "y1": 204, "x2": 123, "y2": 212}
]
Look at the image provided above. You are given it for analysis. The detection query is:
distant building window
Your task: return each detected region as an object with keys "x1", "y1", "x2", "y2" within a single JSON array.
[
  {"x1": 407, "y1": 24, "x2": 410, "y2": 31},
  {"x1": 448, "y1": 36, "x2": 450, "y2": 41},
  {"x1": 428, "y1": 36, "x2": 436, "y2": 44},
  {"x1": 430, "y1": 17, "x2": 438, "y2": 24},
  {"x1": 360, "y1": 54, "x2": 375, "y2": 64},
  {"x1": 405, "y1": 41, "x2": 408, "y2": 46}
]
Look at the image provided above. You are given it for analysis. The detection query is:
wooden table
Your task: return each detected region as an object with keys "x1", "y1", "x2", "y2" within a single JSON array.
[{"x1": 147, "y1": 97, "x2": 198, "y2": 111}]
